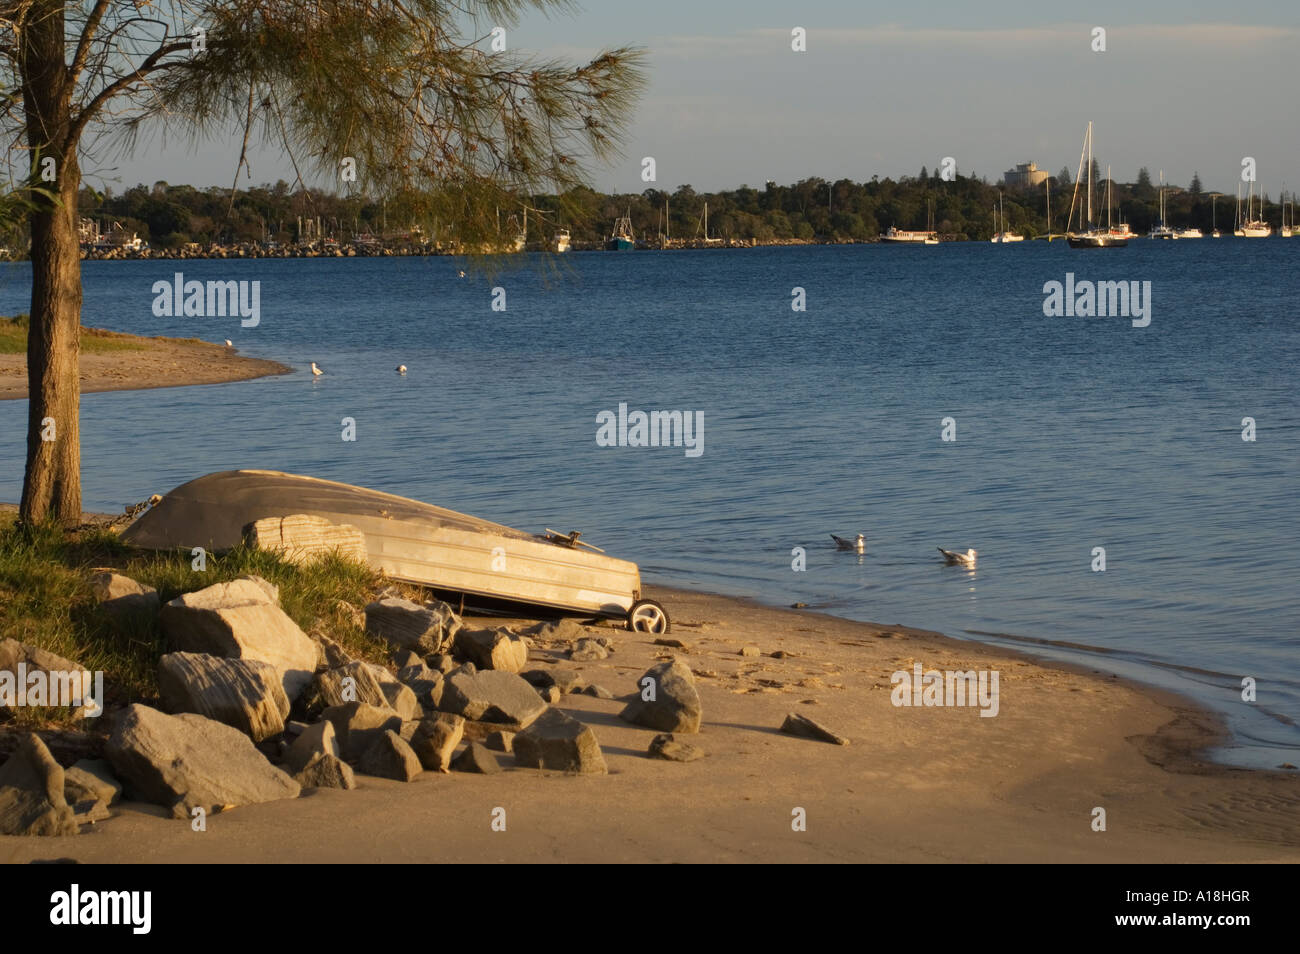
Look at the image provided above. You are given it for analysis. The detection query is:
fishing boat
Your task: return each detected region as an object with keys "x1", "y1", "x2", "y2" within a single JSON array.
[
  {"x1": 990, "y1": 193, "x2": 1024, "y2": 243},
  {"x1": 605, "y1": 210, "x2": 635, "y2": 251},
  {"x1": 121, "y1": 470, "x2": 671, "y2": 632},
  {"x1": 553, "y1": 228, "x2": 571, "y2": 253},
  {"x1": 1066, "y1": 124, "x2": 1128, "y2": 248}
]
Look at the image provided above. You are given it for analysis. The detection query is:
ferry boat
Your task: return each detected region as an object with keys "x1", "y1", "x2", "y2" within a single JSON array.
[{"x1": 880, "y1": 226, "x2": 937, "y2": 244}]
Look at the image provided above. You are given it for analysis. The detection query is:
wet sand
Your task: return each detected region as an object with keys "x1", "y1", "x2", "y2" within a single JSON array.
[
  {"x1": 3, "y1": 586, "x2": 1296, "y2": 863},
  {"x1": 0, "y1": 328, "x2": 291, "y2": 401}
]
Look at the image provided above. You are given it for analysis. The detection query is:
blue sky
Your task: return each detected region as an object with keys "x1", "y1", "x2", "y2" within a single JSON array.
[{"x1": 92, "y1": 1, "x2": 1300, "y2": 197}]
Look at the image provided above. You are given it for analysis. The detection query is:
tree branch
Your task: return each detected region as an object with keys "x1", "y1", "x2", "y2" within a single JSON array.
[{"x1": 66, "y1": 38, "x2": 192, "y2": 152}]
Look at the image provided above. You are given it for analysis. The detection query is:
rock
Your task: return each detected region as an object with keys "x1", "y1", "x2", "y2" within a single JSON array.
[
  {"x1": 513, "y1": 709, "x2": 607, "y2": 774},
  {"x1": 438, "y1": 670, "x2": 548, "y2": 727},
  {"x1": 581, "y1": 684, "x2": 614, "y2": 700},
  {"x1": 294, "y1": 751, "x2": 357, "y2": 790},
  {"x1": 158, "y1": 652, "x2": 290, "y2": 741},
  {"x1": 771, "y1": 650, "x2": 793, "y2": 659},
  {"x1": 364, "y1": 664, "x2": 421, "y2": 720},
  {"x1": 284, "y1": 720, "x2": 339, "y2": 775},
  {"x1": 365, "y1": 597, "x2": 460, "y2": 655},
  {"x1": 779, "y1": 712, "x2": 850, "y2": 745},
  {"x1": 462, "y1": 719, "x2": 524, "y2": 742},
  {"x1": 0, "y1": 639, "x2": 98, "y2": 719},
  {"x1": 358, "y1": 730, "x2": 422, "y2": 781},
  {"x1": 399, "y1": 720, "x2": 420, "y2": 743},
  {"x1": 648, "y1": 733, "x2": 705, "y2": 762},
  {"x1": 619, "y1": 659, "x2": 703, "y2": 733},
  {"x1": 89, "y1": 571, "x2": 159, "y2": 617},
  {"x1": 244, "y1": 513, "x2": 368, "y2": 565},
  {"x1": 63, "y1": 759, "x2": 121, "y2": 806},
  {"x1": 159, "y1": 580, "x2": 318, "y2": 701},
  {"x1": 452, "y1": 742, "x2": 500, "y2": 774},
  {"x1": 321, "y1": 703, "x2": 403, "y2": 763},
  {"x1": 739, "y1": 645, "x2": 761, "y2": 657},
  {"x1": 396, "y1": 659, "x2": 443, "y2": 706},
  {"x1": 411, "y1": 713, "x2": 464, "y2": 772},
  {"x1": 454, "y1": 627, "x2": 529, "y2": 672},
  {"x1": 484, "y1": 730, "x2": 515, "y2": 753},
  {"x1": 521, "y1": 668, "x2": 587, "y2": 694},
  {"x1": 106, "y1": 704, "x2": 300, "y2": 816},
  {"x1": 593, "y1": 636, "x2": 615, "y2": 651},
  {"x1": 236, "y1": 575, "x2": 280, "y2": 604},
  {"x1": 569, "y1": 637, "x2": 608, "y2": 662},
  {"x1": 539, "y1": 686, "x2": 562, "y2": 704},
  {"x1": 311, "y1": 632, "x2": 353, "y2": 668},
  {"x1": 653, "y1": 637, "x2": 689, "y2": 650},
  {"x1": 391, "y1": 649, "x2": 422, "y2": 669},
  {"x1": 427, "y1": 654, "x2": 456, "y2": 674},
  {"x1": 790, "y1": 602, "x2": 808, "y2": 609},
  {"x1": 71, "y1": 797, "x2": 112, "y2": 824},
  {"x1": 313, "y1": 661, "x2": 388, "y2": 710},
  {"x1": 0, "y1": 734, "x2": 80, "y2": 836}
]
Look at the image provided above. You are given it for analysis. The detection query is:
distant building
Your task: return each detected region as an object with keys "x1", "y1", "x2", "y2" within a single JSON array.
[{"x1": 1003, "y1": 162, "x2": 1049, "y2": 191}]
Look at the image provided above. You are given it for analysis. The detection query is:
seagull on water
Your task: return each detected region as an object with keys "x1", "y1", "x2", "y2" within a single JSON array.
[
  {"x1": 937, "y1": 547, "x2": 977, "y2": 567},
  {"x1": 831, "y1": 533, "x2": 866, "y2": 553},
  {"x1": 396, "y1": 364, "x2": 407, "y2": 374},
  {"x1": 310, "y1": 362, "x2": 324, "y2": 376}
]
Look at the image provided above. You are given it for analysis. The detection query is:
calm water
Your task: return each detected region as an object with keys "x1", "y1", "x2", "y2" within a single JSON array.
[{"x1": 1, "y1": 242, "x2": 1297, "y2": 768}]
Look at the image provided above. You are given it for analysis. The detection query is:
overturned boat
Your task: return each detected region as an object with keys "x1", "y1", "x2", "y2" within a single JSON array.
[{"x1": 121, "y1": 470, "x2": 670, "y2": 633}]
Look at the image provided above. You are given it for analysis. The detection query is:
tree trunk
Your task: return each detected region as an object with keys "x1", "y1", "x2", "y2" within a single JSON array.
[{"x1": 18, "y1": 0, "x2": 83, "y2": 527}]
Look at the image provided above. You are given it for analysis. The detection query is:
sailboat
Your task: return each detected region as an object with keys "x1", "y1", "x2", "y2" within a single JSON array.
[
  {"x1": 1150, "y1": 171, "x2": 1176, "y2": 239},
  {"x1": 606, "y1": 209, "x2": 635, "y2": 251},
  {"x1": 1240, "y1": 179, "x2": 1271, "y2": 238},
  {"x1": 1210, "y1": 194, "x2": 1222, "y2": 237},
  {"x1": 1280, "y1": 191, "x2": 1294, "y2": 238},
  {"x1": 990, "y1": 192, "x2": 1024, "y2": 243},
  {"x1": 1066, "y1": 122, "x2": 1128, "y2": 248}
]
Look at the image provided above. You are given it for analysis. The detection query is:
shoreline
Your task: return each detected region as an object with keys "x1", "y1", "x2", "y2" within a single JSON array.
[
  {"x1": 0, "y1": 325, "x2": 292, "y2": 401},
  {"x1": 2, "y1": 583, "x2": 1297, "y2": 862}
]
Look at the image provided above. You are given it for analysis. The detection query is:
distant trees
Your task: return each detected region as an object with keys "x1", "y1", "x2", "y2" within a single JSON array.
[
  {"x1": 1137, "y1": 168, "x2": 1152, "y2": 189},
  {"x1": 1189, "y1": 172, "x2": 1203, "y2": 194},
  {"x1": 1057, "y1": 167, "x2": 1072, "y2": 186}
]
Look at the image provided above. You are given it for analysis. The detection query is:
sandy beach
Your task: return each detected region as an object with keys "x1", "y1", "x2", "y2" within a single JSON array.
[
  {"x1": 0, "y1": 327, "x2": 291, "y2": 401},
  {"x1": 3, "y1": 586, "x2": 1296, "y2": 864}
]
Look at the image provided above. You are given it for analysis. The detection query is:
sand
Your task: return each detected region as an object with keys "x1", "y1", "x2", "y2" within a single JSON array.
[
  {"x1": 0, "y1": 330, "x2": 291, "y2": 401},
  {"x1": 3, "y1": 586, "x2": 1296, "y2": 863}
]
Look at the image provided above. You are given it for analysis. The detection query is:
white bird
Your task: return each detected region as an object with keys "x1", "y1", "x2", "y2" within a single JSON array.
[
  {"x1": 831, "y1": 533, "x2": 865, "y2": 553},
  {"x1": 223, "y1": 339, "x2": 232, "y2": 348},
  {"x1": 396, "y1": 364, "x2": 407, "y2": 375},
  {"x1": 938, "y1": 547, "x2": 977, "y2": 567},
  {"x1": 457, "y1": 270, "x2": 466, "y2": 278},
  {"x1": 310, "y1": 362, "x2": 324, "y2": 376}
]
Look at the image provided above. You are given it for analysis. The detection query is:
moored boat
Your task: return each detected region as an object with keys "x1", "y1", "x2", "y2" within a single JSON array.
[
  {"x1": 606, "y1": 211, "x2": 635, "y2": 251},
  {"x1": 1066, "y1": 132, "x2": 1128, "y2": 248}
]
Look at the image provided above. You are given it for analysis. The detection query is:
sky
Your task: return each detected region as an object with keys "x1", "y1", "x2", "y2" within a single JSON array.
[{"x1": 88, "y1": 0, "x2": 1300, "y2": 198}]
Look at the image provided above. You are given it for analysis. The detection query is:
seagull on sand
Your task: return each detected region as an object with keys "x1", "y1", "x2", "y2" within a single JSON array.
[
  {"x1": 223, "y1": 339, "x2": 232, "y2": 348},
  {"x1": 937, "y1": 547, "x2": 977, "y2": 567},
  {"x1": 831, "y1": 533, "x2": 865, "y2": 553},
  {"x1": 396, "y1": 364, "x2": 407, "y2": 374},
  {"x1": 310, "y1": 362, "x2": 324, "y2": 376}
]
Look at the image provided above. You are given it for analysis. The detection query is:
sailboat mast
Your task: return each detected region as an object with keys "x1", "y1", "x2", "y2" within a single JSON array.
[{"x1": 1086, "y1": 122, "x2": 1093, "y2": 227}]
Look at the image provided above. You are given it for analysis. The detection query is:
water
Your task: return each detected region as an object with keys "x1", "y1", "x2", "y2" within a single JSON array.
[{"x1": 1, "y1": 242, "x2": 1296, "y2": 768}]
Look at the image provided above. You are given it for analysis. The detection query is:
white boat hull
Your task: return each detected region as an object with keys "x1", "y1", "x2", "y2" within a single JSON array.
[{"x1": 121, "y1": 470, "x2": 645, "y2": 618}]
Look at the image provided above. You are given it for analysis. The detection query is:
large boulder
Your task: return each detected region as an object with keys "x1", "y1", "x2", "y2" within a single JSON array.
[
  {"x1": 454, "y1": 627, "x2": 529, "y2": 673},
  {"x1": 159, "y1": 579, "x2": 318, "y2": 701},
  {"x1": 313, "y1": 662, "x2": 418, "y2": 720},
  {"x1": 410, "y1": 713, "x2": 464, "y2": 772},
  {"x1": 358, "y1": 730, "x2": 422, "y2": 782},
  {"x1": 438, "y1": 670, "x2": 548, "y2": 728},
  {"x1": 63, "y1": 759, "x2": 122, "y2": 806},
  {"x1": 294, "y1": 751, "x2": 356, "y2": 790},
  {"x1": 452, "y1": 742, "x2": 500, "y2": 774},
  {"x1": 0, "y1": 734, "x2": 80, "y2": 836},
  {"x1": 619, "y1": 659, "x2": 702, "y2": 733},
  {"x1": 106, "y1": 704, "x2": 300, "y2": 817},
  {"x1": 158, "y1": 652, "x2": 290, "y2": 741},
  {"x1": 89, "y1": 571, "x2": 160, "y2": 618},
  {"x1": 396, "y1": 659, "x2": 444, "y2": 707},
  {"x1": 0, "y1": 639, "x2": 99, "y2": 719},
  {"x1": 366, "y1": 664, "x2": 420, "y2": 720},
  {"x1": 513, "y1": 709, "x2": 607, "y2": 774},
  {"x1": 320, "y1": 703, "x2": 403, "y2": 763},
  {"x1": 365, "y1": 598, "x2": 460, "y2": 655}
]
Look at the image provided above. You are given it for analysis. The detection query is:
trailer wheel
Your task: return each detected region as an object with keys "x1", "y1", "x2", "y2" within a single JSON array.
[{"x1": 627, "y1": 599, "x2": 671, "y2": 635}]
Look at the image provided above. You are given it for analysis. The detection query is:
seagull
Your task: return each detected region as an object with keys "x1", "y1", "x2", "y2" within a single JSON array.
[
  {"x1": 831, "y1": 533, "x2": 865, "y2": 553},
  {"x1": 938, "y1": 547, "x2": 977, "y2": 567},
  {"x1": 310, "y1": 362, "x2": 324, "y2": 376},
  {"x1": 396, "y1": 364, "x2": 407, "y2": 374},
  {"x1": 223, "y1": 339, "x2": 232, "y2": 348},
  {"x1": 457, "y1": 269, "x2": 466, "y2": 278}
]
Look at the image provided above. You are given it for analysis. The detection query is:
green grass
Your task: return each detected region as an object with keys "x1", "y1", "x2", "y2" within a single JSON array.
[
  {"x1": 0, "y1": 513, "x2": 408, "y2": 729},
  {"x1": 0, "y1": 314, "x2": 164, "y2": 355}
]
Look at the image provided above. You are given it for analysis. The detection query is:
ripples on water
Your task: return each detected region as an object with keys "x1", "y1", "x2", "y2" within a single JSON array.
[{"x1": 0, "y1": 241, "x2": 1296, "y2": 768}]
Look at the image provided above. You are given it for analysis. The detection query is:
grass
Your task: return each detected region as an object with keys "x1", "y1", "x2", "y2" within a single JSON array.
[
  {"x1": 0, "y1": 314, "x2": 210, "y2": 356},
  {"x1": 0, "y1": 512, "x2": 414, "y2": 730}
]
